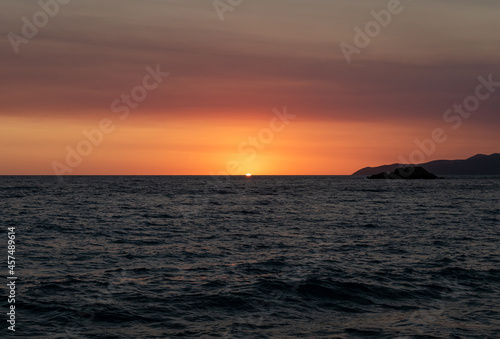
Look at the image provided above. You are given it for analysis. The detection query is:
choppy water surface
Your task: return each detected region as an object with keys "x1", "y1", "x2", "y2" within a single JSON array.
[{"x1": 1, "y1": 176, "x2": 500, "y2": 338}]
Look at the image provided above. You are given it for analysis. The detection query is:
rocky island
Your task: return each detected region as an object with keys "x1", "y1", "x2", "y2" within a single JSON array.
[
  {"x1": 367, "y1": 166, "x2": 441, "y2": 179},
  {"x1": 353, "y1": 153, "x2": 500, "y2": 176}
]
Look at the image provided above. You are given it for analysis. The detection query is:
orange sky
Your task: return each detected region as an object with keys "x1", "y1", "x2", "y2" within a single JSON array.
[{"x1": 1, "y1": 0, "x2": 499, "y2": 175}]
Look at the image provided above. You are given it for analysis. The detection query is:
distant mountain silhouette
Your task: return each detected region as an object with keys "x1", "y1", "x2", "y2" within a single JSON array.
[{"x1": 353, "y1": 153, "x2": 500, "y2": 176}]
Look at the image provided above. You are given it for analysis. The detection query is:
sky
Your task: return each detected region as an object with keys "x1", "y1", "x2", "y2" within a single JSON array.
[{"x1": 1, "y1": 0, "x2": 499, "y2": 175}]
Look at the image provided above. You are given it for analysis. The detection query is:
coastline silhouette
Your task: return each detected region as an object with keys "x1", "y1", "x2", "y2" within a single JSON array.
[{"x1": 353, "y1": 153, "x2": 500, "y2": 176}]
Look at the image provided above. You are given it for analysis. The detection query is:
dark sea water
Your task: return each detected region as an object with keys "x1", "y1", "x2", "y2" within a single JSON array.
[{"x1": 1, "y1": 175, "x2": 500, "y2": 338}]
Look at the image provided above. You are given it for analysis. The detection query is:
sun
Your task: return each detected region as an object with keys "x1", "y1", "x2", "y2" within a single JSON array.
[{"x1": 246, "y1": 173, "x2": 252, "y2": 177}]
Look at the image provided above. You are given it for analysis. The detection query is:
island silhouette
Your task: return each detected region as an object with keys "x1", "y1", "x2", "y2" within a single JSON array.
[
  {"x1": 353, "y1": 153, "x2": 500, "y2": 176},
  {"x1": 367, "y1": 166, "x2": 441, "y2": 179}
]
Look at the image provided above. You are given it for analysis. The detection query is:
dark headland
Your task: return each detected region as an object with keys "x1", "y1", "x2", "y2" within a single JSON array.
[{"x1": 353, "y1": 153, "x2": 500, "y2": 176}]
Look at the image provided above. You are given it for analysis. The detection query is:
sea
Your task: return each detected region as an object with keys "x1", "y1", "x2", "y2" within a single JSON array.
[{"x1": 1, "y1": 175, "x2": 499, "y2": 338}]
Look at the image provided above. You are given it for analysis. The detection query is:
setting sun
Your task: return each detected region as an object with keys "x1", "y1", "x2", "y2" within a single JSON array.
[{"x1": 246, "y1": 173, "x2": 252, "y2": 177}]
